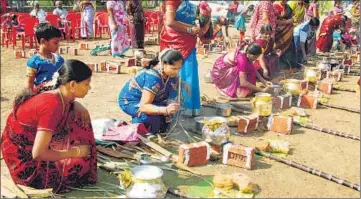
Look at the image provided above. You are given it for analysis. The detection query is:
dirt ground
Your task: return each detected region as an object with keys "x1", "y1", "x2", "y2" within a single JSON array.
[{"x1": 1, "y1": 26, "x2": 360, "y2": 198}]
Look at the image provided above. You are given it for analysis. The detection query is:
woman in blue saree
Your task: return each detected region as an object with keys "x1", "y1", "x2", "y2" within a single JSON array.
[
  {"x1": 160, "y1": 0, "x2": 201, "y2": 117},
  {"x1": 118, "y1": 49, "x2": 183, "y2": 135}
]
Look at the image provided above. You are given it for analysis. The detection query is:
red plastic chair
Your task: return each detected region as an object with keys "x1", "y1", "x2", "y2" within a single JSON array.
[
  {"x1": 14, "y1": 17, "x2": 39, "y2": 50},
  {"x1": 66, "y1": 13, "x2": 87, "y2": 40},
  {"x1": 94, "y1": 13, "x2": 109, "y2": 39},
  {"x1": 46, "y1": 14, "x2": 60, "y2": 27}
]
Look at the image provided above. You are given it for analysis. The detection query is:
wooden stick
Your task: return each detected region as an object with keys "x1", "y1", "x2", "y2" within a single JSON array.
[
  {"x1": 256, "y1": 150, "x2": 361, "y2": 192},
  {"x1": 295, "y1": 122, "x2": 360, "y2": 141},
  {"x1": 138, "y1": 135, "x2": 173, "y2": 157},
  {"x1": 319, "y1": 102, "x2": 360, "y2": 113}
]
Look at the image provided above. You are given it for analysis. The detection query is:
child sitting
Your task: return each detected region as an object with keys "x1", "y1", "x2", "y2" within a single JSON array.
[
  {"x1": 331, "y1": 28, "x2": 345, "y2": 51},
  {"x1": 26, "y1": 23, "x2": 64, "y2": 91}
]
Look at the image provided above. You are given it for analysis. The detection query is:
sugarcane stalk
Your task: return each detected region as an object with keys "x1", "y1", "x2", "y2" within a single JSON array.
[
  {"x1": 333, "y1": 87, "x2": 356, "y2": 93},
  {"x1": 295, "y1": 122, "x2": 360, "y2": 141},
  {"x1": 319, "y1": 102, "x2": 360, "y2": 113},
  {"x1": 256, "y1": 150, "x2": 361, "y2": 192}
]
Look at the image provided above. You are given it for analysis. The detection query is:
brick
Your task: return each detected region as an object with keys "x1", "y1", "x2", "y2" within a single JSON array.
[
  {"x1": 297, "y1": 92, "x2": 319, "y2": 109},
  {"x1": 79, "y1": 43, "x2": 89, "y2": 50},
  {"x1": 69, "y1": 48, "x2": 78, "y2": 56},
  {"x1": 327, "y1": 70, "x2": 342, "y2": 82},
  {"x1": 126, "y1": 58, "x2": 136, "y2": 67},
  {"x1": 317, "y1": 69, "x2": 328, "y2": 81},
  {"x1": 87, "y1": 63, "x2": 98, "y2": 72},
  {"x1": 237, "y1": 114, "x2": 259, "y2": 134},
  {"x1": 272, "y1": 94, "x2": 292, "y2": 110},
  {"x1": 317, "y1": 80, "x2": 333, "y2": 95},
  {"x1": 14, "y1": 50, "x2": 25, "y2": 58},
  {"x1": 267, "y1": 115, "x2": 293, "y2": 135},
  {"x1": 100, "y1": 61, "x2": 107, "y2": 71},
  {"x1": 59, "y1": 47, "x2": 68, "y2": 54},
  {"x1": 178, "y1": 141, "x2": 211, "y2": 167},
  {"x1": 106, "y1": 62, "x2": 121, "y2": 74},
  {"x1": 222, "y1": 143, "x2": 255, "y2": 170}
]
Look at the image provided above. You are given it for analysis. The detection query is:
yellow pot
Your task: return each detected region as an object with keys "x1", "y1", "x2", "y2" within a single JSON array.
[
  {"x1": 282, "y1": 79, "x2": 302, "y2": 96},
  {"x1": 304, "y1": 67, "x2": 319, "y2": 83},
  {"x1": 252, "y1": 93, "x2": 272, "y2": 116}
]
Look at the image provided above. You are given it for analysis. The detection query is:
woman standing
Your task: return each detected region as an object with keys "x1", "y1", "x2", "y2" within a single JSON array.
[
  {"x1": 273, "y1": 0, "x2": 297, "y2": 71},
  {"x1": 160, "y1": 0, "x2": 200, "y2": 117},
  {"x1": 304, "y1": 0, "x2": 319, "y2": 21},
  {"x1": 107, "y1": 0, "x2": 130, "y2": 57},
  {"x1": 1, "y1": 60, "x2": 96, "y2": 192},
  {"x1": 288, "y1": 0, "x2": 309, "y2": 26},
  {"x1": 249, "y1": 0, "x2": 276, "y2": 41},
  {"x1": 79, "y1": 0, "x2": 95, "y2": 38},
  {"x1": 126, "y1": 0, "x2": 145, "y2": 54}
]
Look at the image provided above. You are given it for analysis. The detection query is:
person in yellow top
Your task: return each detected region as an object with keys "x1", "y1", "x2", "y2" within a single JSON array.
[{"x1": 288, "y1": 0, "x2": 310, "y2": 26}]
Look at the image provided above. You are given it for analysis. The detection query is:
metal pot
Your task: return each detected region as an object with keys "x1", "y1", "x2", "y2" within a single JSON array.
[
  {"x1": 194, "y1": 116, "x2": 227, "y2": 131},
  {"x1": 216, "y1": 104, "x2": 233, "y2": 117},
  {"x1": 304, "y1": 67, "x2": 320, "y2": 83},
  {"x1": 269, "y1": 84, "x2": 282, "y2": 97}
]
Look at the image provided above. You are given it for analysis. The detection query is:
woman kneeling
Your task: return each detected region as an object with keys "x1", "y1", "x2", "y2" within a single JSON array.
[
  {"x1": 211, "y1": 44, "x2": 272, "y2": 98},
  {"x1": 118, "y1": 49, "x2": 183, "y2": 135},
  {"x1": 1, "y1": 60, "x2": 96, "y2": 192}
]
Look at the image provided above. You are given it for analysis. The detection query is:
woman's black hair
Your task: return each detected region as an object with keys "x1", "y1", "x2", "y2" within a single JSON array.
[
  {"x1": 13, "y1": 59, "x2": 92, "y2": 115},
  {"x1": 248, "y1": 5, "x2": 255, "y2": 11},
  {"x1": 303, "y1": 0, "x2": 310, "y2": 4},
  {"x1": 309, "y1": 17, "x2": 320, "y2": 26},
  {"x1": 246, "y1": 43, "x2": 262, "y2": 56},
  {"x1": 35, "y1": 23, "x2": 62, "y2": 44},
  {"x1": 145, "y1": 49, "x2": 184, "y2": 69},
  {"x1": 260, "y1": 24, "x2": 273, "y2": 34}
]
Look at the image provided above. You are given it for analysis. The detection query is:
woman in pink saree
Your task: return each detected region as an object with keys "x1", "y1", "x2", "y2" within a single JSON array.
[{"x1": 211, "y1": 44, "x2": 272, "y2": 98}]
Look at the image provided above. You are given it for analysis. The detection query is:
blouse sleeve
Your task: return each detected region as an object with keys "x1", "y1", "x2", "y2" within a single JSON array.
[
  {"x1": 143, "y1": 73, "x2": 161, "y2": 95},
  {"x1": 106, "y1": 1, "x2": 114, "y2": 9},
  {"x1": 37, "y1": 95, "x2": 64, "y2": 133},
  {"x1": 27, "y1": 56, "x2": 39, "y2": 70}
]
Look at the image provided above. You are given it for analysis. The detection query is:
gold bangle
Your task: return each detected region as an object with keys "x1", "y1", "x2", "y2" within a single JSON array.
[{"x1": 73, "y1": 146, "x2": 80, "y2": 157}]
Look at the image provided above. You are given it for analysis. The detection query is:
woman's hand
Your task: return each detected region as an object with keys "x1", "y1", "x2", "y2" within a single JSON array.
[
  {"x1": 261, "y1": 86, "x2": 272, "y2": 93},
  {"x1": 263, "y1": 69, "x2": 269, "y2": 78},
  {"x1": 72, "y1": 145, "x2": 90, "y2": 158},
  {"x1": 276, "y1": 49, "x2": 282, "y2": 57},
  {"x1": 190, "y1": 26, "x2": 200, "y2": 36},
  {"x1": 74, "y1": 101, "x2": 91, "y2": 126},
  {"x1": 166, "y1": 103, "x2": 180, "y2": 115}
]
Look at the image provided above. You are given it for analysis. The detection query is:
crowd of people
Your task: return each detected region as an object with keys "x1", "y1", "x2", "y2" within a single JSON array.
[{"x1": 0, "y1": 0, "x2": 360, "y2": 194}]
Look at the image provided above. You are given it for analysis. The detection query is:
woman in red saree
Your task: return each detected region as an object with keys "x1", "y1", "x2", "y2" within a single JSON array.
[
  {"x1": 1, "y1": 60, "x2": 96, "y2": 193},
  {"x1": 254, "y1": 24, "x2": 281, "y2": 80},
  {"x1": 250, "y1": 0, "x2": 276, "y2": 41},
  {"x1": 316, "y1": 15, "x2": 348, "y2": 52},
  {"x1": 160, "y1": 0, "x2": 201, "y2": 116}
]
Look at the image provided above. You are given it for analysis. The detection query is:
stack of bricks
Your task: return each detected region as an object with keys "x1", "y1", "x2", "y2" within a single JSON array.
[
  {"x1": 272, "y1": 94, "x2": 292, "y2": 110},
  {"x1": 79, "y1": 43, "x2": 89, "y2": 50},
  {"x1": 86, "y1": 63, "x2": 99, "y2": 72},
  {"x1": 317, "y1": 79, "x2": 333, "y2": 95}
]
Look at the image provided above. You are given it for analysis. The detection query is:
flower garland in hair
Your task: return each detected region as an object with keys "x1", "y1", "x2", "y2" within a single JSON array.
[{"x1": 51, "y1": 72, "x2": 60, "y2": 87}]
